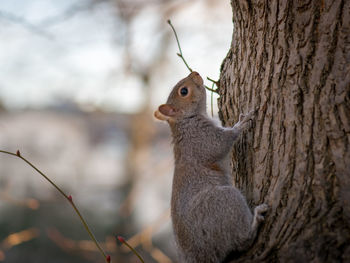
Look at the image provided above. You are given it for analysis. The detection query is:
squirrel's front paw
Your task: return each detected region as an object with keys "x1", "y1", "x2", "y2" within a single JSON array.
[
  {"x1": 254, "y1": 204, "x2": 269, "y2": 223},
  {"x1": 251, "y1": 203, "x2": 268, "y2": 231},
  {"x1": 242, "y1": 109, "x2": 256, "y2": 123},
  {"x1": 236, "y1": 110, "x2": 255, "y2": 130}
]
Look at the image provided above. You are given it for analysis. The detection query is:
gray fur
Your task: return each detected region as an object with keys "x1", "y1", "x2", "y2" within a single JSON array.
[{"x1": 155, "y1": 72, "x2": 268, "y2": 263}]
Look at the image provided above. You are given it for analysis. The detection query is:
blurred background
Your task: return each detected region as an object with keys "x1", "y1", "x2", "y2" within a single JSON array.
[{"x1": 0, "y1": 0, "x2": 232, "y2": 262}]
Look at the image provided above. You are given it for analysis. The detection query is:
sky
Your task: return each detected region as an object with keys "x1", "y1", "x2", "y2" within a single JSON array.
[{"x1": 0, "y1": 0, "x2": 232, "y2": 113}]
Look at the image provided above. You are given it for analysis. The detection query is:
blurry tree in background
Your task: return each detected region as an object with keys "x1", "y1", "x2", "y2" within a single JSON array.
[
  {"x1": 0, "y1": 0, "x2": 232, "y2": 262},
  {"x1": 219, "y1": 0, "x2": 350, "y2": 262}
]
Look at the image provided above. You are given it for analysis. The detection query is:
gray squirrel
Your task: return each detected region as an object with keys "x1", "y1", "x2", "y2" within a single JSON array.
[{"x1": 154, "y1": 71, "x2": 268, "y2": 263}]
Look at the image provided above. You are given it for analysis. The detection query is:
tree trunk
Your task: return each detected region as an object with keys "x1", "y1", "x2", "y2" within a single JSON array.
[{"x1": 218, "y1": 0, "x2": 350, "y2": 262}]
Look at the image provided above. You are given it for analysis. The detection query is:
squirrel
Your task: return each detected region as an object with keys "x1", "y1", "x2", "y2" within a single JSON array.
[{"x1": 154, "y1": 71, "x2": 268, "y2": 263}]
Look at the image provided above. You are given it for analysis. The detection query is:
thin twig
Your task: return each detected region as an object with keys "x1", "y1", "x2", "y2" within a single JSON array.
[
  {"x1": 0, "y1": 10, "x2": 54, "y2": 40},
  {"x1": 0, "y1": 150, "x2": 110, "y2": 263},
  {"x1": 117, "y1": 236, "x2": 145, "y2": 263},
  {"x1": 205, "y1": 85, "x2": 217, "y2": 93},
  {"x1": 206, "y1": 77, "x2": 219, "y2": 93},
  {"x1": 211, "y1": 82, "x2": 214, "y2": 117},
  {"x1": 207, "y1": 77, "x2": 219, "y2": 86},
  {"x1": 167, "y1": 20, "x2": 192, "y2": 72},
  {"x1": 167, "y1": 19, "x2": 218, "y2": 95}
]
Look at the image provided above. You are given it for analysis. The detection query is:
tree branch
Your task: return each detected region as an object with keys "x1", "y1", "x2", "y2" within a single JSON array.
[{"x1": 0, "y1": 10, "x2": 54, "y2": 40}]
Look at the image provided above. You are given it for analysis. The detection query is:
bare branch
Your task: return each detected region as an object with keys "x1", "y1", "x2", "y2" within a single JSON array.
[
  {"x1": 38, "y1": 0, "x2": 99, "y2": 27},
  {"x1": 167, "y1": 19, "x2": 192, "y2": 72},
  {"x1": 0, "y1": 10, "x2": 54, "y2": 40}
]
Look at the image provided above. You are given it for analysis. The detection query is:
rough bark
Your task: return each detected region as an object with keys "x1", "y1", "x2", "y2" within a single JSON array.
[{"x1": 218, "y1": 0, "x2": 350, "y2": 262}]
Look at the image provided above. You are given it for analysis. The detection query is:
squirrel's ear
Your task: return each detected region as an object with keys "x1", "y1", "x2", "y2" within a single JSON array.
[
  {"x1": 159, "y1": 104, "x2": 176, "y2": 116},
  {"x1": 154, "y1": 104, "x2": 177, "y2": 121}
]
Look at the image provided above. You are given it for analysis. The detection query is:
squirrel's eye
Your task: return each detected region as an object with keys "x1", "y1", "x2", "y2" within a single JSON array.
[{"x1": 179, "y1": 87, "x2": 188, "y2": 96}]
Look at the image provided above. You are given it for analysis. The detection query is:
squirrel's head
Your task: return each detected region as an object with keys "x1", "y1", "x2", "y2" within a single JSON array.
[{"x1": 154, "y1": 71, "x2": 206, "y2": 123}]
